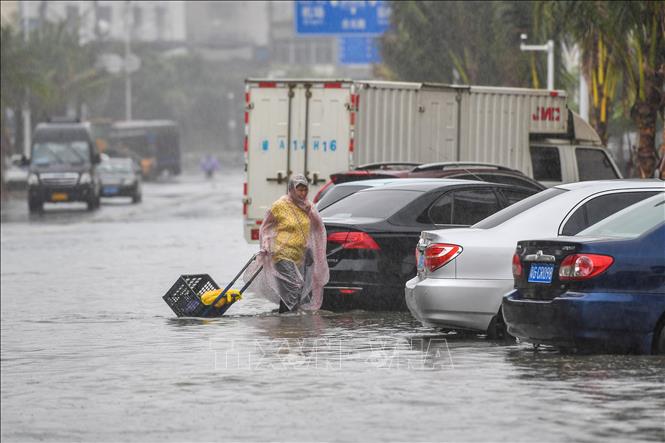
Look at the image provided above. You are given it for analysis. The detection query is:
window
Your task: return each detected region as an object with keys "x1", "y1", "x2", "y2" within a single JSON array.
[
  {"x1": 31, "y1": 141, "x2": 91, "y2": 166},
  {"x1": 451, "y1": 189, "x2": 500, "y2": 225},
  {"x1": 578, "y1": 193, "x2": 665, "y2": 238},
  {"x1": 560, "y1": 191, "x2": 660, "y2": 235},
  {"x1": 500, "y1": 188, "x2": 537, "y2": 206},
  {"x1": 97, "y1": 5, "x2": 111, "y2": 23},
  {"x1": 427, "y1": 193, "x2": 453, "y2": 224},
  {"x1": 66, "y1": 5, "x2": 79, "y2": 23},
  {"x1": 473, "y1": 187, "x2": 567, "y2": 229},
  {"x1": 576, "y1": 148, "x2": 618, "y2": 180},
  {"x1": 133, "y1": 6, "x2": 143, "y2": 28},
  {"x1": 531, "y1": 146, "x2": 562, "y2": 181},
  {"x1": 155, "y1": 5, "x2": 166, "y2": 40},
  {"x1": 316, "y1": 184, "x2": 370, "y2": 211},
  {"x1": 320, "y1": 189, "x2": 423, "y2": 219}
]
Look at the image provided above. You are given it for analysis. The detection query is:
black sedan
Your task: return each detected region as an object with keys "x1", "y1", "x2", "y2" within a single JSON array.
[
  {"x1": 319, "y1": 179, "x2": 541, "y2": 311},
  {"x1": 98, "y1": 158, "x2": 142, "y2": 203}
]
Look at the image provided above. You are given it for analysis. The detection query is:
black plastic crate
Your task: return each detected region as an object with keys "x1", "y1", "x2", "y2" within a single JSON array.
[{"x1": 162, "y1": 274, "x2": 236, "y2": 317}]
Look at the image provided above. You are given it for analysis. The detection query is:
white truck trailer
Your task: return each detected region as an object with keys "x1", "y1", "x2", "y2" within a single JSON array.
[{"x1": 242, "y1": 79, "x2": 621, "y2": 242}]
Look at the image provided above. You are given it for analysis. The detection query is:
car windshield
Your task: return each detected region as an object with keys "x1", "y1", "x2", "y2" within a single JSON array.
[
  {"x1": 577, "y1": 192, "x2": 665, "y2": 238},
  {"x1": 472, "y1": 187, "x2": 567, "y2": 229},
  {"x1": 320, "y1": 189, "x2": 423, "y2": 219},
  {"x1": 99, "y1": 160, "x2": 133, "y2": 173},
  {"x1": 31, "y1": 141, "x2": 90, "y2": 166}
]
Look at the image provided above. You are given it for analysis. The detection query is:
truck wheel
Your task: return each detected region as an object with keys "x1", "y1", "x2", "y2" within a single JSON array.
[
  {"x1": 653, "y1": 321, "x2": 665, "y2": 355},
  {"x1": 28, "y1": 197, "x2": 43, "y2": 213}
]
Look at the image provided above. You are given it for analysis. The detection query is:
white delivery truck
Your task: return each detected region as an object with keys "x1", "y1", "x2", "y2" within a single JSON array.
[{"x1": 243, "y1": 79, "x2": 621, "y2": 242}]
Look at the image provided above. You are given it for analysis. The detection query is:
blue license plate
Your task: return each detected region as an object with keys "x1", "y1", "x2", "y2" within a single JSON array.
[
  {"x1": 417, "y1": 252, "x2": 425, "y2": 271},
  {"x1": 103, "y1": 186, "x2": 119, "y2": 195},
  {"x1": 528, "y1": 264, "x2": 555, "y2": 284}
]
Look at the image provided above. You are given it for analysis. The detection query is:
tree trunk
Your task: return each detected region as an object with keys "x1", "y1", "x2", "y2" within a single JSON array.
[{"x1": 630, "y1": 65, "x2": 664, "y2": 178}]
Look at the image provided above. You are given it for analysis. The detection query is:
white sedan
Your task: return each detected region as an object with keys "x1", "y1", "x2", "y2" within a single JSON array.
[{"x1": 405, "y1": 180, "x2": 665, "y2": 338}]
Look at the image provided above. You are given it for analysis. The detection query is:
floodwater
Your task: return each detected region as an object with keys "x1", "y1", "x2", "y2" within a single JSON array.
[{"x1": 2, "y1": 170, "x2": 664, "y2": 442}]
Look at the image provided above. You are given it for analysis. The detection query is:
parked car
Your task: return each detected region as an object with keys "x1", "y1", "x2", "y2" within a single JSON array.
[
  {"x1": 503, "y1": 193, "x2": 665, "y2": 354},
  {"x1": 98, "y1": 157, "x2": 142, "y2": 203},
  {"x1": 319, "y1": 179, "x2": 542, "y2": 311},
  {"x1": 3, "y1": 154, "x2": 29, "y2": 191},
  {"x1": 313, "y1": 162, "x2": 545, "y2": 204},
  {"x1": 27, "y1": 121, "x2": 102, "y2": 213},
  {"x1": 406, "y1": 180, "x2": 665, "y2": 338},
  {"x1": 313, "y1": 162, "x2": 421, "y2": 203},
  {"x1": 317, "y1": 177, "x2": 448, "y2": 211}
]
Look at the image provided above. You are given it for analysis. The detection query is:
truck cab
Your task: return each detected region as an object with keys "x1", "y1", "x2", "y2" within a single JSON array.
[
  {"x1": 529, "y1": 112, "x2": 621, "y2": 187},
  {"x1": 26, "y1": 121, "x2": 102, "y2": 213}
]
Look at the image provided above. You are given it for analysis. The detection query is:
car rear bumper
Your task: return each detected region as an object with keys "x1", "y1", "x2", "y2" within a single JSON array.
[
  {"x1": 100, "y1": 183, "x2": 138, "y2": 197},
  {"x1": 502, "y1": 290, "x2": 665, "y2": 353},
  {"x1": 405, "y1": 276, "x2": 511, "y2": 332},
  {"x1": 323, "y1": 282, "x2": 406, "y2": 311}
]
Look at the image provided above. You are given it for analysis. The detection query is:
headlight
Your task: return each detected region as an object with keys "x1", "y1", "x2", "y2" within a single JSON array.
[
  {"x1": 79, "y1": 172, "x2": 91, "y2": 184},
  {"x1": 28, "y1": 173, "x2": 39, "y2": 186}
]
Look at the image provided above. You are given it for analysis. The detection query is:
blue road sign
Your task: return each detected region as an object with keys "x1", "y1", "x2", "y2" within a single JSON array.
[
  {"x1": 295, "y1": 1, "x2": 391, "y2": 35},
  {"x1": 339, "y1": 36, "x2": 381, "y2": 64}
]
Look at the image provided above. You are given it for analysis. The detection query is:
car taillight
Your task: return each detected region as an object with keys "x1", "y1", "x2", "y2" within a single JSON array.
[
  {"x1": 559, "y1": 254, "x2": 614, "y2": 281},
  {"x1": 512, "y1": 253, "x2": 522, "y2": 278},
  {"x1": 424, "y1": 243, "x2": 462, "y2": 272},
  {"x1": 327, "y1": 231, "x2": 380, "y2": 250}
]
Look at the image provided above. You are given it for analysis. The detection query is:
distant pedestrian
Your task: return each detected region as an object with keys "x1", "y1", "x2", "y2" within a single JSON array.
[
  {"x1": 245, "y1": 174, "x2": 329, "y2": 313},
  {"x1": 200, "y1": 154, "x2": 220, "y2": 179}
]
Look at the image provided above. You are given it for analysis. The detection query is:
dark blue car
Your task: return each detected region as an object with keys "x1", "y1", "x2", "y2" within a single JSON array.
[{"x1": 503, "y1": 193, "x2": 665, "y2": 354}]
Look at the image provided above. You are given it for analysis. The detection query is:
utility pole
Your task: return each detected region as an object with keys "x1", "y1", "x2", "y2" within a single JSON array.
[
  {"x1": 124, "y1": 1, "x2": 132, "y2": 121},
  {"x1": 19, "y1": 1, "x2": 32, "y2": 156},
  {"x1": 520, "y1": 34, "x2": 555, "y2": 90}
]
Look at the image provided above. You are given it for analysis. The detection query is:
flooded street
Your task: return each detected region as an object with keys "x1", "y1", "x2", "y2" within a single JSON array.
[{"x1": 1, "y1": 169, "x2": 664, "y2": 442}]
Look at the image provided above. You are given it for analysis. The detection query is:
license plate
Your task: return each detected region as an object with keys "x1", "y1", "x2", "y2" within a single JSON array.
[
  {"x1": 103, "y1": 186, "x2": 119, "y2": 195},
  {"x1": 528, "y1": 264, "x2": 555, "y2": 284},
  {"x1": 417, "y1": 252, "x2": 425, "y2": 271},
  {"x1": 51, "y1": 192, "x2": 68, "y2": 201}
]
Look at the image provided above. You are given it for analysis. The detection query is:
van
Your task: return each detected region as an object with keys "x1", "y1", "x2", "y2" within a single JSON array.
[{"x1": 26, "y1": 121, "x2": 102, "y2": 213}]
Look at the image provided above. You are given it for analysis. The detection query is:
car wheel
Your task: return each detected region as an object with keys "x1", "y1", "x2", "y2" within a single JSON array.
[
  {"x1": 132, "y1": 187, "x2": 142, "y2": 204},
  {"x1": 653, "y1": 320, "x2": 665, "y2": 355},
  {"x1": 28, "y1": 197, "x2": 43, "y2": 213},
  {"x1": 87, "y1": 195, "x2": 99, "y2": 211},
  {"x1": 486, "y1": 308, "x2": 515, "y2": 341}
]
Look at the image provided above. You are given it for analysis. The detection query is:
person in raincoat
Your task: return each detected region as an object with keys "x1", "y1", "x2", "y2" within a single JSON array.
[{"x1": 245, "y1": 174, "x2": 329, "y2": 312}]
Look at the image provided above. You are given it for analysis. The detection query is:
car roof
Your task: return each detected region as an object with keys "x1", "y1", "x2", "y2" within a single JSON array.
[
  {"x1": 332, "y1": 177, "x2": 463, "y2": 188},
  {"x1": 556, "y1": 179, "x2": 665, "y2": 191},
  {"x1": 354, "y1": 178, "x2": 488, "y2": 193}
]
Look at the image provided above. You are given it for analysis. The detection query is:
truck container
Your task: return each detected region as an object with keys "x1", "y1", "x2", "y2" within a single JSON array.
[{"x1": 242, "y1": 79, "x2": 621, "y2": 242}]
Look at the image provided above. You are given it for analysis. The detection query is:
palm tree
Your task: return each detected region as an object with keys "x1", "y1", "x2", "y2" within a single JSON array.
[
  {"x1": 536, "y1": 2, "x2": 620, "y2": 146},
  {"x1": 0, "y1": 23, "x2": 47, "y2": 198},
  {"x1": 538, "y1": 1, "x2": 664, "y2": 177},
  {"x1": 25, "y1": 19, "x2": 109, "y2": 123},
  {"x1": 609, "y1": 2, "x2": 664, "y2": 178}
]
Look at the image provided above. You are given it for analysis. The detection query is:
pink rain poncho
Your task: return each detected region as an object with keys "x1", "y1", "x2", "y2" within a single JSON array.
[{"x1": 244, "y1": 174, "x2": 329, "y2": 311}]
